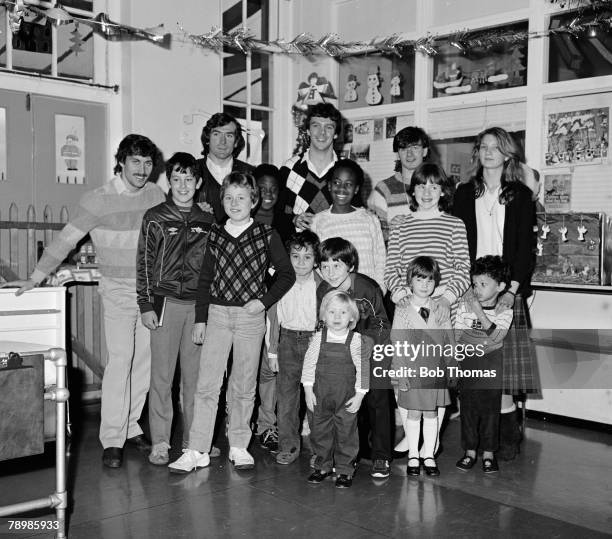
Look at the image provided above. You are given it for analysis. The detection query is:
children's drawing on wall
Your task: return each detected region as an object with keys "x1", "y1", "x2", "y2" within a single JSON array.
[
  {"x1": 294, "y1": 72, "x2": 336, "y2": 111},
  {"x1": 350, "y1": 143, "x2": 370, "y2": 163},
  {"x1": 0, "y1": 108, "x2": 6, "y2": 181},
  {"x1": 543, "y1": 173, "x2": 572, "y2": 212},
  {"x1": 365, "y1": 68, "x2": 383, "y2": 106},
  {"x1": 56, "y1": 114, "x2": 85, "y2": 184},
  {"x1": 353, "y1": 119, "x2": 374, "y2": 144},
  {"x1": 545, "y1": 107, "x2": 609, "y2": 167},
  {"x1": 385, "y1": 116, "x2": 397, "y2": 139},
  {"x1": 373, "y1": 119, "x2": 384, "y2": 141},
  {"x1": 344, "y1": 74, "x2": 359, "y2": 102}
]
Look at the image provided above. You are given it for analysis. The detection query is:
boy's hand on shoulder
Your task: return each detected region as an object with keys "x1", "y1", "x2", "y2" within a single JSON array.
[
  {"x1": 192, "y1": 322, "x2": 206, "y2": 344},
  {"x1": 345, "y1": 392, "x2": 365, "y2": 413},
  {"x1": 141, "y1": 311, "x2": 159, "y2": 330},
  {"x1": 304, "y1": 386, "x2": 317, "y2": 412},
  {"x1": 397, "y1": 294, "x2": 411, "y2": 309},
  {"x1": 244, "y1": 299, "x2": 265, "y2": 315},
  {"x1": 433, "y1": 296, "x2": 451, "y2": 324}
]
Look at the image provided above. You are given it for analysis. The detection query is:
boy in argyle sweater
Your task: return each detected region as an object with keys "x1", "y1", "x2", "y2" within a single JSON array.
[{"x1": 169, "y1": 171, "x2": 295, "y2": 473}]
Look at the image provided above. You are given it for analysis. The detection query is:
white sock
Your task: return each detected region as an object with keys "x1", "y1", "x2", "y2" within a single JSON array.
[
  {"x1": 501, "y1": 403, "x2": 516, "y2": 414},
  {"x1": 397, "y1": 406, "x2": 408, "y2": 426},
  {"x1": 405, "y1": 418, "x2": 421, "y2": 459},
  {"x1": 422, "y1": 417, "x2": 438, "y2": 459}
]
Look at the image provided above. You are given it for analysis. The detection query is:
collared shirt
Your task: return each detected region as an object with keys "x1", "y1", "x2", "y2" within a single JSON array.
[
  {"x1": 224, "y1": 218, "x2": 254, "y2": 238},
  {"x1": 207, "y1": 156, "x2": 234, "y2": 185},
  {"x1": 277, "y1": 273, "x2": 318, "y2": 331},
  {"x1": 304, "y1": 149, "x2": 337, "y2": 177}
]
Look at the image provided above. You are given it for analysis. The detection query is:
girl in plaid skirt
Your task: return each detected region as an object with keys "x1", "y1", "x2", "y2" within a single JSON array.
[{"x1": 453, "y1": 126, "x2": 541, "y2": 461}]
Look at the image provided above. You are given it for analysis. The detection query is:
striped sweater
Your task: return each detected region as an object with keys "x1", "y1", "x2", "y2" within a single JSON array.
[
  {"x1": 31, "y1": 176, "x2": 165, "y2": 284},
  {"x1": 310, "y1": 207, "x2": 386, "y2": 293},
  {"x1": 384, "y1": 211, "x2": 470, "y2": 305},
  {"x1": 367, "y1": 173, "x2": 412, "y2": 242}
]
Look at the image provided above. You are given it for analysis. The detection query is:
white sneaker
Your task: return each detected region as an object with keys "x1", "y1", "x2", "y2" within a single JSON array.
[
  {"x1": 229, "y1": 447, "x2": 255, "y2": 470},
  {"x1": 168, "y1": 449, "x2": 210, "y2": 474},
  {"x1": 394, "y1": 436, "x2": 410, "y2": 453}
]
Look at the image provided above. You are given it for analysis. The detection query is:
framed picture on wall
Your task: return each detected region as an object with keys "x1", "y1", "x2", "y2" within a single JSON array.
[
  {"x1": 432, "y1": 21, "x2": 528, "y2": 98},
  {"x1": 338, "y1": 53, "x2": 415, "y2": 110},
  {"x1": 55, "y1": 114, "x2": 85, "y2": 184}
]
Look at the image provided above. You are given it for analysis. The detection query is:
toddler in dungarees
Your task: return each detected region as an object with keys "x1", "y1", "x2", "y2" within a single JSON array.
[{"x1": 301, "y1": 290, "x2": 373, "y2": 488}]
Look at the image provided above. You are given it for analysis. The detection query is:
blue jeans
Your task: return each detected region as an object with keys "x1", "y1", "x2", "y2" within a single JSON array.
[
  {"x1": 189, "y1": 305, "x2": 265, "y2": 452},
  {"x1": 277, "y1": 329, "x2": 313, "y2": 453}
]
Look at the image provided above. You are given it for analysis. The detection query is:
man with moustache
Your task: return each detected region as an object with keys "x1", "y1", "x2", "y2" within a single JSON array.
[{"x1": 3, "y1": 134, "x2": 165, "y2": 468}]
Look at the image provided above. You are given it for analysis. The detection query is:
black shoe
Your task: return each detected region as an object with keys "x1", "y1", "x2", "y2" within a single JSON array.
[
  {"x1": 258, "y1": 428, "x2": 279, "y2": 453},
  {"x1": 126, "y1": 434, "x2": 151, "y2": 454},
  {"x1": 407, "y1": 457, "x2": 420, "y2": 476},
  {"x1": 103, "y1": 447, "x2": 123, "y2": 468},
  {"x1": 482, "y1": 456, "x2": 499, "y2": 473},
  {"x1": 422, "y1": 457, "x2": 440, "y2": 476},
  {"x1": 307, "y1": 470, "x2": 331, "y2": 484},
  {"x1": 335, "y1": 474, "x2": 352, "y2": 488},
  {"x1": 456, "y1": 454, "x2": 477, "y2": 471},
  {"x1": 371, "y1": 459, "x2": 390, "y2": 478}
]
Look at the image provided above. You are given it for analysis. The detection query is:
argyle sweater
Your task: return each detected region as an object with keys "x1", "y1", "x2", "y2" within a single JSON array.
[
  {"x1": 195, "y1": 221, "x2": 295, "y2": 323},
  {"x1": 279, "y1": 152, "x2": 336, "y2": 216},
  {"x1": 31, "y1": 176, "x2": 165, "y2": 284}
]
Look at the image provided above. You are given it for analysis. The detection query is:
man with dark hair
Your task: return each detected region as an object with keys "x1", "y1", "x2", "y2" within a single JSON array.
[
  {"x1": 367, "y1": 126, "x2": 431, "y2": 241},
  {"x1": 4, "y1": 134, "x2": 166, "y2": 469},
  {"x1": 280, "y1": 103, "x2": 341, "y2": 231},
  {"x1": 195, "y1": 112, "x2": 254, "y2": 223}
]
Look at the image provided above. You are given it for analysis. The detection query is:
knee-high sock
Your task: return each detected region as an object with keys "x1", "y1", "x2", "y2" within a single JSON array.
[
  {"x1": 422, "y1": 416, "x2": 438, "y2": 459},
  {"x1": 405, "y1": 418, "x2": 421, "y2": 459}
]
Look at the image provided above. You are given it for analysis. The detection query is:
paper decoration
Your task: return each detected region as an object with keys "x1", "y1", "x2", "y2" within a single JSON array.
[{"x1": 55, "y1": 114, "x2": 85, "y2": 185}]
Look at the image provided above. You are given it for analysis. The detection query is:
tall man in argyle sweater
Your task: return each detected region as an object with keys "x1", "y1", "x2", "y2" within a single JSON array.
[
  {"x1": 279, "y1": 103, "x2": 341, "y2": 231},
  {"x1": 5, "y1": 135, "x2": 165, "y2": 468}
]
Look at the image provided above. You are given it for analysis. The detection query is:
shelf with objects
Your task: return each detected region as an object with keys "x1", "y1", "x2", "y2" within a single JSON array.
[{"x1": 0, "y1": 288, "x2": 70, "y2": 538}]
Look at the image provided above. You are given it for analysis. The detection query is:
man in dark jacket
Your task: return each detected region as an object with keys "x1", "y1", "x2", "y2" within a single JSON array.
[
  {"x1": 136, "y1": 152, "x2": 214, "y2": 466},
  {"x1": 196, "y1": 112, "x2": 254, "y2": 223}
]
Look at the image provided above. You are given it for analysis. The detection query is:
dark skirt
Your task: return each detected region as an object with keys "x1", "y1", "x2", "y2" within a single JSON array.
[{"x1": 501, "y1": 294, "x2": 541, "y2": 395}]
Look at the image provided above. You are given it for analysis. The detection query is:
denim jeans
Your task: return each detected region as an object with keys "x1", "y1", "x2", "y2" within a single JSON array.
[
  {"x1": 276, "y1": 329, "x2": 313, "y2": 453},
  {"x1": 189, "y1": 305, "x2": 266, "y2": 452},
  {"x1": 255, "y1": 344, "x2": 277, "y2": 435}
]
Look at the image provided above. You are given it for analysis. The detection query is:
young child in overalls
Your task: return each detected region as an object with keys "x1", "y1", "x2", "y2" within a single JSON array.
[{"x1": 302, "y1": 290, "x2": 373, "y2": 488}]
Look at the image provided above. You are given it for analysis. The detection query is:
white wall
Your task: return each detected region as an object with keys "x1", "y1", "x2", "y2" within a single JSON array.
[{"x1": 119, "y1": 0, "x2": 222, "y2": 168}]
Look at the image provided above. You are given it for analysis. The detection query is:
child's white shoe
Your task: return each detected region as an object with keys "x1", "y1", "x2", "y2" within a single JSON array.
[
  {"x1": 168, "y1": 449, "x2": 210, "y2": 474},
  {"x1": 229, "y1": 447, "x2": 255, "y2": 470}
]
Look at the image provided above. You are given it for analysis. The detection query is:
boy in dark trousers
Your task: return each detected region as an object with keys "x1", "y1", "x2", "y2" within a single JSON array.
[
  {"x1": 316, "y1": 237, "x2": 392, "y2": 478},
  {"x1": 136, "y1": 152, "x2": 214, "y2": 465}
]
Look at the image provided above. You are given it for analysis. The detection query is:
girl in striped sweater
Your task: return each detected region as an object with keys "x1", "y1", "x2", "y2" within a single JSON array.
[{"x1": 384, "y1": 163, "x2": 470, "y2": 474}]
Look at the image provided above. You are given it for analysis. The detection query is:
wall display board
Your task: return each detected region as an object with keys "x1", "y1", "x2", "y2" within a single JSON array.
[
  {"x1": 338, "y1": 54, "x2": 415, "y2": 110},
  {"x1": 432, "y1": 22, "x2": 528, "y2": 98}
]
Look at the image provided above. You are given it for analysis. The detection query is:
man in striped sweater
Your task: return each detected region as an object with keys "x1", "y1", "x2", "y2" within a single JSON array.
[{"x1": 7, "y1": 134, "x2": 165, "y2": 468}]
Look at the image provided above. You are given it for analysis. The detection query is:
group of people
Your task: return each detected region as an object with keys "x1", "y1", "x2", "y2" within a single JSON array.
[{"x1": 3, "y1": 102, "x2": 541, "y2": 489}]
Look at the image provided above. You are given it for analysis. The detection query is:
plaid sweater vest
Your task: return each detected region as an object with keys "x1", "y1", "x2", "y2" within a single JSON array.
[{"x1": 208, "y1": 222, "x2": 272, "y2": 304}]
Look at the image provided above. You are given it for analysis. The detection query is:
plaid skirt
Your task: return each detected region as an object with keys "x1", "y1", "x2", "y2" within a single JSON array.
[{"x1": 501, "y1": 294, "x2": 541, "y2": 395}]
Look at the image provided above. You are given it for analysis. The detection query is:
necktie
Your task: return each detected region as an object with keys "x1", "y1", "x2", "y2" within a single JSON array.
[{"x1": 419, "y1": 307, "x2": 429, "y2": 322}]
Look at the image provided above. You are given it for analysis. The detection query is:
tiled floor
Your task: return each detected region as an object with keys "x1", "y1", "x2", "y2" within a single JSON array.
[{"x1": 0, "y1": 408, "x2": 610, "y2": 538}]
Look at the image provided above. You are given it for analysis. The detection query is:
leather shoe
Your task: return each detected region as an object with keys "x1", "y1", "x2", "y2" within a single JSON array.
[
  {"x1": 307, "y1": 470, "x2": 332, "y2": 484},
  {"x1": 407, "y1": 457, "x2": 420, "y2": 476},
  {"x1": 126, "y1": 434, "x2": 151, "y2": 454},
  {"x1": 423, "y1": 457, "x2": 440, "y2": 476},
  {"x1": 103, "y1": 447, "x2": 123, "y2": 468},
  {"x1": 456, "y1": 454, "x2": 477, "y2": 471},
  {"x1": 482, "y1": 456, "x2": 499, "y2": 474}
]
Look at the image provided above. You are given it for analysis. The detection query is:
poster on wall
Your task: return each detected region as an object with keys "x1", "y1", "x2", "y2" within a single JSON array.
[
  {"x1": 543, "y1": 172, "x2": 572, "y2": 212},
  {"x1": 0, "y1": 108, "x2": 6, "y2": 181},
  {"x1": 545, "y1": 107, "x2": 609, "y2": 167},
  {"x1": 55, "y1": 114, "x2": 85, "y2": 184}
]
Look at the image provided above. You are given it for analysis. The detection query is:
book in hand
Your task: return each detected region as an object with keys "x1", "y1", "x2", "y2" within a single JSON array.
[{"x1": 153, "y1": 295, "x2": 167, "y2": 327}]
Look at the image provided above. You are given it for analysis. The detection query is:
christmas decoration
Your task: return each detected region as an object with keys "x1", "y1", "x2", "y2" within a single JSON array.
[
  {"x1": 365, "y1": 68, "x2": 383, "y2": 105},
  {"x1": 69, "y1": 23, "x2": 84, "y2": 55}
]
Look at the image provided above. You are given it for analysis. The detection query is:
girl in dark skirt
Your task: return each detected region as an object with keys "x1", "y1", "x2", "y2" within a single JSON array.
[{"x1": 453, "y1": 126, "x2": 541, "y2": 460}]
